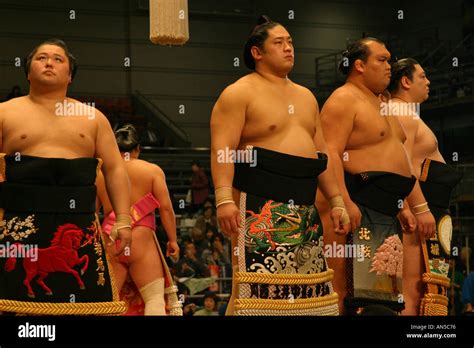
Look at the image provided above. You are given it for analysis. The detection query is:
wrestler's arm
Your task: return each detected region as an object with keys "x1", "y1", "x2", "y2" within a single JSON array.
[
  {"x1": 320, "y1": 92, "x2": 362, "y2": 232},
  {"x1": 152, "y1": 164, "x2": 179, "y2": 259},
  {"x1": 395, "y1": 116, "x2": 419, "y2": 233},
  {"x1": 95, "y1": 169, "x2": 113, "y2": 214},
  {"x1": 95, "y1": 110, "x2": 131, "y2": 254},
  {"x1": 311, "y1": 93, "x2": 350, "y2": 234},
  {"x1": 210, "y1": 84, "x2": 247, "y2": 235},
  {"x1": 397, "y1": 115, "x2": 436, "y2": 237}
]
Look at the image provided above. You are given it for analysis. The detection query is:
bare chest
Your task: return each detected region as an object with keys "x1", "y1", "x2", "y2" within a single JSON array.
[
  {"x1": 349, "y1": 100, "x2": 395, "y2": 147},
  {"x1": 415, "y1": 120, "x2": 439, "y2": 156},
  {"x1": 242, "y1": 91, "x2": 315, "y2": 140},
  {"x1": 2, "y1": 109, "x2": 96, "y2": 154}
]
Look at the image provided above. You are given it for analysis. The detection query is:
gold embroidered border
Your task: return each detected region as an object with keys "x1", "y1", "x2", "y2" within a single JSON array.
[
  {"x1": 421, "y1": 293, "x2": 449, "y2": 306},
  {"x1": 92, "y1": 158, "x2": 123, "y2": 303},
  {"x1": 420, "y1": 293, "x2": 448, "y2": 316},
  {"x1": 419, "y1": 158, "x2": 431, "y2": 182},
  {"x1": 0, "y1": 299, "x2": 127, "y2": 315},
  {"x1": 94, "y1": 216, "x2": 122, "y2": 303},
  {"x1": 422, "y1": 272, "x2": 450, "y2": 288},
  {"x1": 235, "y1": 269, "x2": 334, "y2": 285},
  {"x1": 234, "y1": 292, "x2": 339, "y2": 311}
]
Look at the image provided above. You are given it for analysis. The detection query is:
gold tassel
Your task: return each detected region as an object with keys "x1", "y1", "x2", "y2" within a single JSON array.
[{"x1": 149, "y1": 0, "x2": 189, "y2": 45}]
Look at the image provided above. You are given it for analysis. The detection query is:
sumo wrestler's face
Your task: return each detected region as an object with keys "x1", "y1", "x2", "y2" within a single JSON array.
[
  {"x1": 409, "y1": 64, "x2": 430, "y2": 103},
  {"x1": 258, "y1": 25, "x2": 294, "y2": 74},
  {"x1": 28, "y1": 44, "x2": 72, "y2": 87},
  {"x1": 360, "y1": 41, "x2": 392, "y2": 93}
]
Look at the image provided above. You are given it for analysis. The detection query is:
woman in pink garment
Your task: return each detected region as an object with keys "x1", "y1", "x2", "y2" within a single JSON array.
[{"x1": 96, "y1": 124, "x2": 179, "y2": 315}]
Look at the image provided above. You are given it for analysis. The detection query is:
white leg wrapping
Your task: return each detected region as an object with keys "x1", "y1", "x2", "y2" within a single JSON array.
[{"x1": 139, "y1": 278, "x2": 166, "y2": 315}]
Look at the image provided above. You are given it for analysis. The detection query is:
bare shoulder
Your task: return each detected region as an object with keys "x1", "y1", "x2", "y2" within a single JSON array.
[
  {"x1": 327, "y1": 85, "x2": 359, "y2": 104},
  {"x1": 0, "y1": 97, "x2": 30, "y2": 122},
  {"x1": 1, "y1": 96, "x2": 29, "y2": 109},
  {"x1": 293, "y1": 82, "x2": 318, "y2": 103},
  {"x1": 321, "y1": 85, "x2": 359, "y2": 116},
  {"x1": 136, "y1": 159, "x2": 165, "y2": 177},
  {"x1": 218, "y1": 75, "x2": 254, "y2": 102},
  {"x1": 92, "y1": 105, "x2": 110, "y2": 126}
]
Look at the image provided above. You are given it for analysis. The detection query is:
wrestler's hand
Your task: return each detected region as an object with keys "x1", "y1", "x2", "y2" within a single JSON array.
[
  {"x1": 398, "y1": 208, "x2": 417, "y2": 233},
  {"x1": 217, "y1": 202, "x2": 241, "y2": 236},
  {"x1": 330, "y1": 208, "x2": 351, "y2": 235},
  {"x1": 345, "y1": 200, "x2": 362, "y2": 233},
  {"x1": 415, "y1": 210, "x2": 436, "y2": 238},
  {"x1": 167, "y1": 240, "x2": 180, "y2": 261},
  {"x1": 114, "y1": 227, "x2": 132, "y2": 257}
]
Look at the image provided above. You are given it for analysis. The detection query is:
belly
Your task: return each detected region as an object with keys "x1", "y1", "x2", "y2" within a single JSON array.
[
  {"x1": 240, "y1": 126, "x2": 317, "y2": 159},
  {"x1": 3, "y1": 143, "x2": 95, "y2": 159},
  {"x1": 344, "y1": 140, "x2": 412, "y2": 176}
]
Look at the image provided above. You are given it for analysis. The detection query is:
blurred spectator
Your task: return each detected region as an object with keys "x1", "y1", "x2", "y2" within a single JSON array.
[
  {"x1": 462, "y1": 271, "x2": 474, "y2": 313},
  {"x1": 190, "y1": 226, "x2": 209, "y2": 258},
  {"x1": 5, "y1": 85, "x2": 23, "y2": 101},
  {"x1": 205, "y1": 225, "x2": 219, "y2": 243},
  {"x1": 218, "y1": 301, "x2": 228, "y2": 316},
  {"x1": 463, "y1": 84, "x2": 472, "y2": 96},
  {"x1": 195, "y1": 206, "x2": 218, "y2": 234},
  {"x1": 210, "y1": 234, "x2": 231, "y2": 267},
  {"x1": 190, "y1": 161, "x2": 209, "y2": 213},
  {"x1": 183, "y1": 301, "x2": 197, "y2": 316},
  {"x1": 448, "y1": 258, "x2": 465, "y2": 315},
  {"x1": 449, "y1": 77, "x2": 460, "y2": 98},
  {"x1": 203, "y1": 198, "x2": 214, "y2": 208},
  {"x1": 456, "y1": 87, "x2": 466, "y2": 98},
  {"x1": 193, "y1": 292, "x2": 219, "y2": 316},
  {"x1": 176, "y1": 242, "x2": 210, "y2": 278}
]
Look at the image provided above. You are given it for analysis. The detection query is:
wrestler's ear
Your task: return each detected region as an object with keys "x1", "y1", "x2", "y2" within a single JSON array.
[
  {"x1": 353, "y1": 59, "x2": 364, "y2": 73},
  {"x1": 400, "y1": 75, "x2": 411, "y2": 90},
  {"x1": 251, "y1": 46, "x2": 264, "y2": 64}
]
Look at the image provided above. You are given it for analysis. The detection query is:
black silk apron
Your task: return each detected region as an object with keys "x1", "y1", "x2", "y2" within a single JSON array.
[
  {"x1": 0, "y1": 154, "x2": 126, "y2": 315},
  {"x1": 231, "y1": 146, "x2": 339, "y2": 316}
]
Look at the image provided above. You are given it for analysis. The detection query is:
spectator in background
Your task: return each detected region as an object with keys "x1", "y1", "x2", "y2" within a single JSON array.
[
  {"x1": 190, "y1": 226, "x2": 209, "y2": 257},
  {"x1": 5, "y1": 85, "x2": 23, "y2": 101},
  {"x1": 183, "y1": 300, "x2": 197, "y2": 316},
  {"x1": 448, "y1": 258, "x2": 465, "y2": 315},
  {"x1": 201, "y1": 234, "x2": 232, "y2": 294},
  {"x1": 205, "y1": 225, "x2": 219, "y2": 243},
  {"x1": 176, "y1": 242, "x2": 210, "y2": 278},
  {"x1": 462, "y1": 271, "x2": 474, "y2": 313},
  {"x1": 449, "y1": 77, "x2": 460, "y2": 98},
  {"x1": 195, "y1": 206, "x2": 218, "y2": 234},
  {"x1": 193, "y1": 292, "x2": 219, "y2": 316},
  {"x1": 190, "y1": 161, "x2": 209, "y2": 213},
  {"x1": 461, "y1": 257, "x2": 474, "y2": 314},
  {"x1": 210, "y1": 234, "x2": 231, "y2": 267}
]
